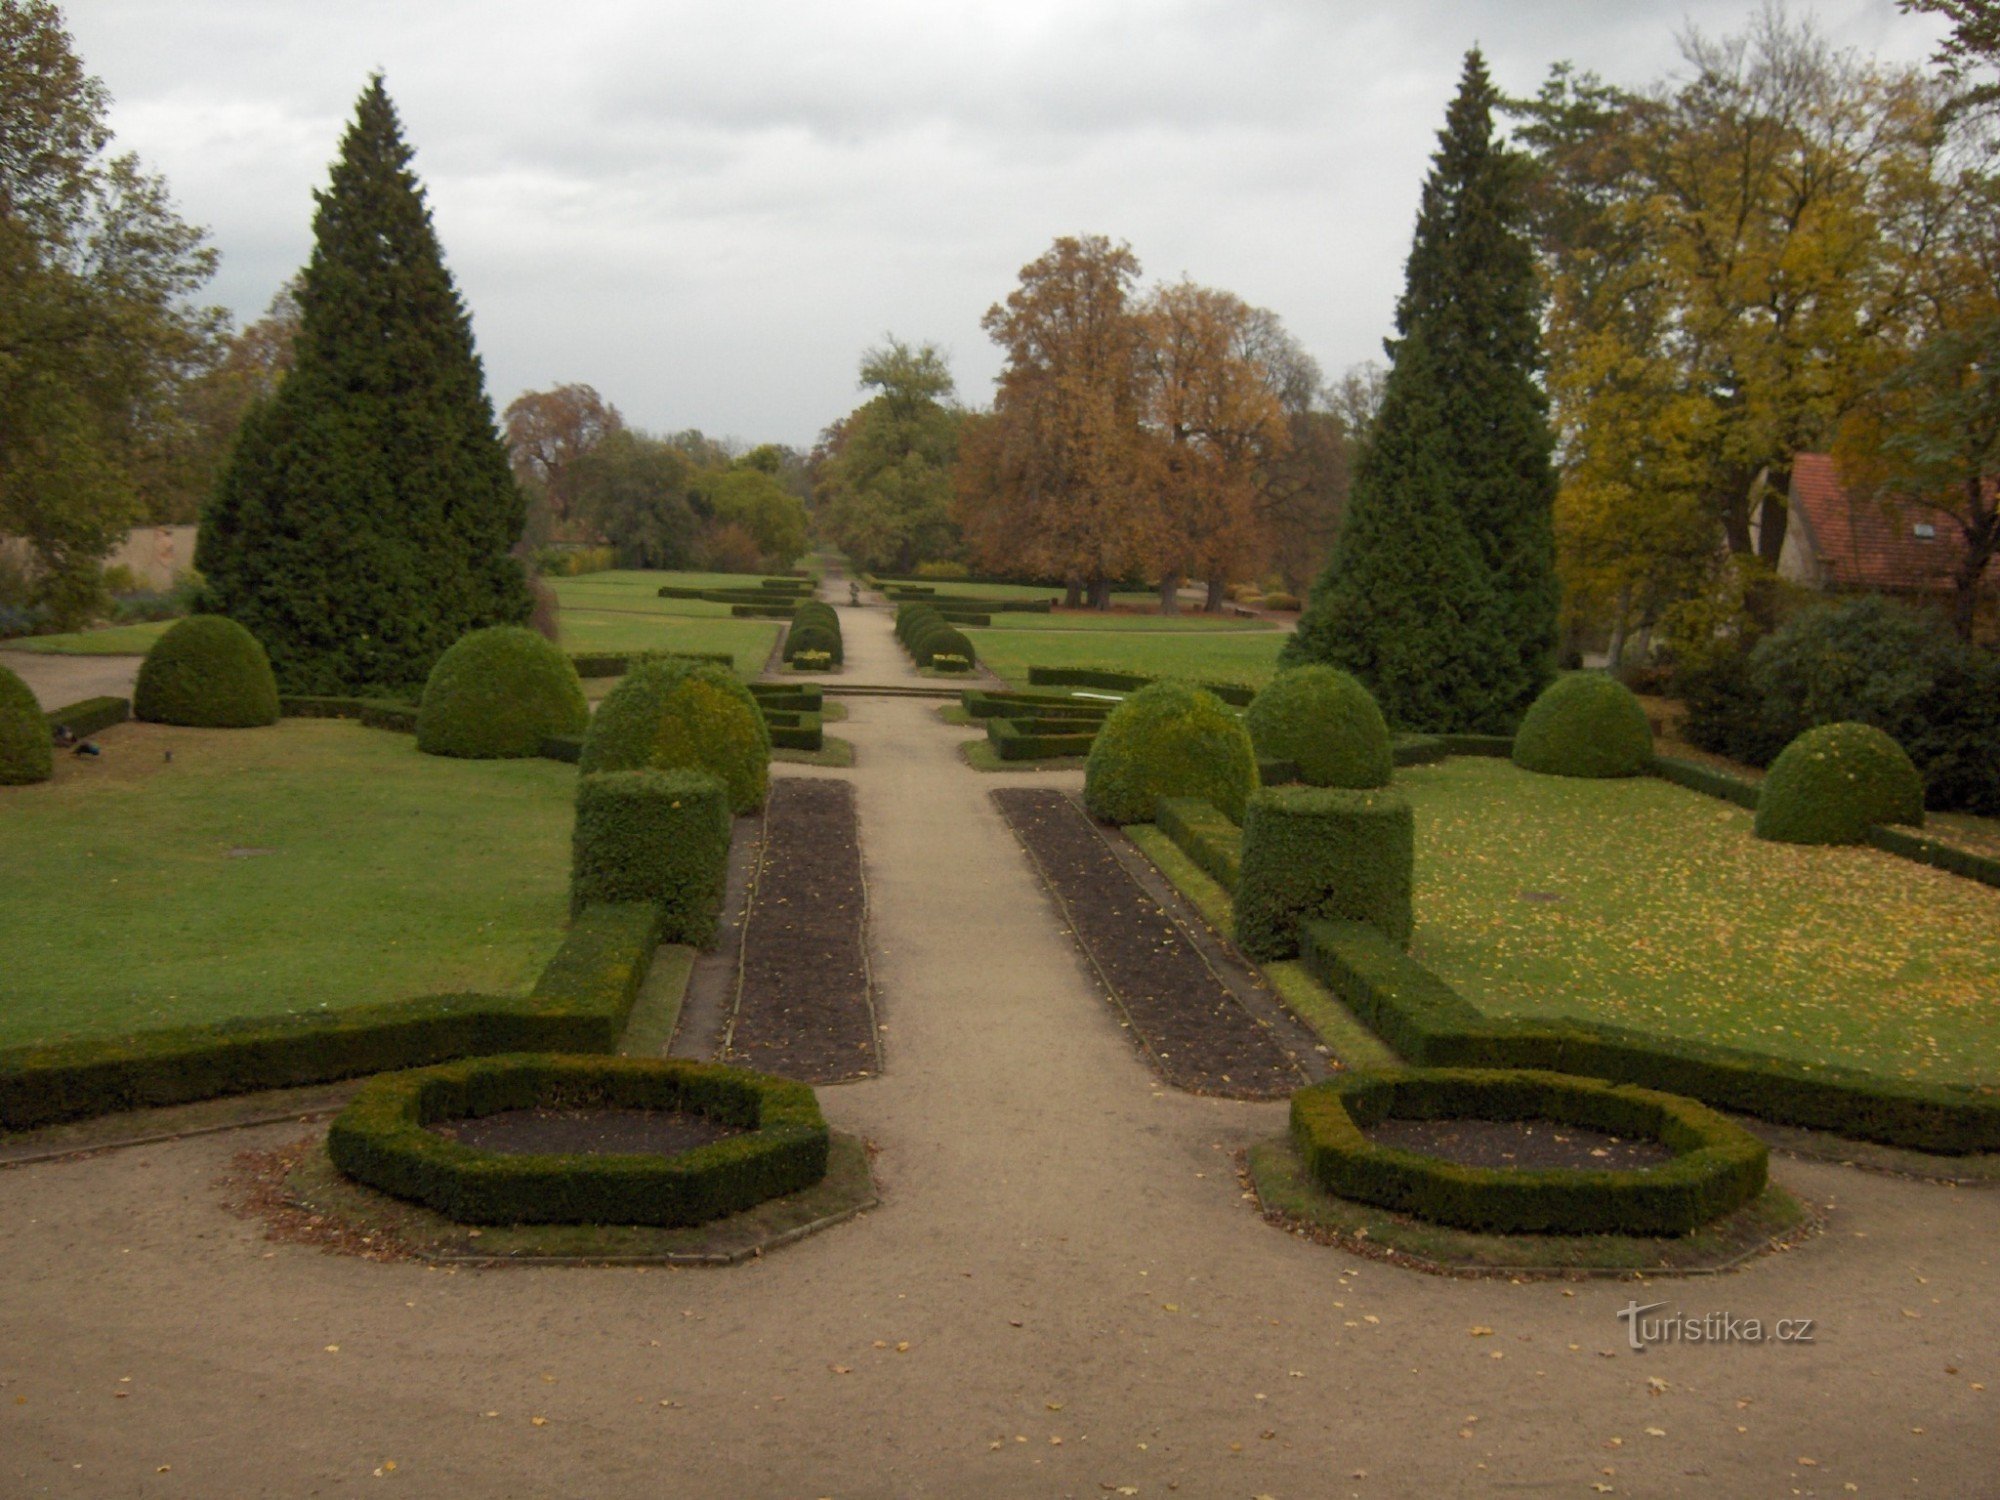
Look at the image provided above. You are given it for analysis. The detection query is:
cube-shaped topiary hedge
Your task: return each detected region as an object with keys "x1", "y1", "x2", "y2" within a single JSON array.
[
  {"x1": 133, "y1": 615, "x2": 281, "y2": 728},
  {"x1": 1754, "y1": 720, "x2": 1925, "y2": 846},
  {"x1": 1511, "y1": 672, "x2": 1653, "y2": 779},
  {"x1": 1083, "y1": 680, "x2": 1257, "y2": 825},
  {"x1": 1234, "y1": 785, "x2": 1413, "y2": 960},
  {"x1": 1244, "y1": 665, "x2": 1392, "y2": 789},
  {"x1": 580, "y1": 658, "x2": 770, "y2": 813},
  {"x1": 417, "y1": 625, "x2": 589, "y2": 759},
  {"x1": 571, "y1": 768, "x2": 732, "y2": 943},
  {"x1": 0, "y1": 663, "x2": 51, "y2": 785}
]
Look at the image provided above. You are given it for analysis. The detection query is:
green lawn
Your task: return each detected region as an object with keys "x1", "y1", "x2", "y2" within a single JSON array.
[
  {"x1": 965, "y1": 625, "x2": 1290, "y2": 689},
  {"x1": 551, "y1": 571, "x2": 787, "y2": 671},
  {"x1": 0, "y1": 718, "x2": 575, "y2": 1048},
  {"x1": 3, "y1": 620, "x2": 174, "y2": 655},
  {"x1": 976, "y1": 611, "x2": 1275, "y2": 632},
  {"x1": 1398, "y1": 758, "x2": 2000, "y2": 1086}
]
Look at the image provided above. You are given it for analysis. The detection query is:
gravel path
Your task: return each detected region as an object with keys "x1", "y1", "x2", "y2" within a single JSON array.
[
  {"x1": 0, "y1": 649, "x2": 142, "y2": 711},
  {"x1": 1, "y1": 598, "x2": 1995, "y2": 1497}
]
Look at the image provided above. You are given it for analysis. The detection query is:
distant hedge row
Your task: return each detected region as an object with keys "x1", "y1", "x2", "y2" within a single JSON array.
[
  {"x1": 895, "y1": 602, "x2": 976, "y2": 672},
  {"x1": 784, "y1": 597, "x2": 843, "y2": 669}
]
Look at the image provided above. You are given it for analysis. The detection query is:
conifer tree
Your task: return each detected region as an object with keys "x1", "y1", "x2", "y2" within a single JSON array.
[
  {"x1": 1286, "y1": 50, "x2": 1557, "y2": 730},
  {"x1": 198, "y1": 76, "x2": 528, "y2": 692}
]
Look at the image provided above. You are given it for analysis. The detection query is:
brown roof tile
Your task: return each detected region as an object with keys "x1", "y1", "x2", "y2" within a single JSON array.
[{"x1": 1789, "y1": 453, "x2": 1986, "y2": 595}]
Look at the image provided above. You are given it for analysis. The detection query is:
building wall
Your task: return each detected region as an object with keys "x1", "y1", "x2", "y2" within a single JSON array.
[{"x1": 0, "y1": 526, "x2": 199, "y2": 591}]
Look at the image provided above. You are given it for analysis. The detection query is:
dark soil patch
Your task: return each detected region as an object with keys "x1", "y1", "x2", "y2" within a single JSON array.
[
  {"x1": 1364, "y1": 1117, "x2": 1674, "y2": 1172},
  {"x1": 993, "y1": 788, "x2": 1305, "y2": 1099},
  {"x1": 428, "y1": 1107, "x2": 741, "y2": 1157},
  {"x1": 726, "y1": 777, "x2": 876, "y2": 1083}
]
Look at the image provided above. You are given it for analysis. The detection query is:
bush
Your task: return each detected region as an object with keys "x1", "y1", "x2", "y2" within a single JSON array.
[
  {"x1": 1244, "y1": 666, "x2": 1391, "y2": 789},
  {"x1": 0, "y1": 662, "x2": 51, "y2": 785},
  {"x1": 1262, "y1": 591, "x2": 1301, "y2": 611},
  {"x1": 132, "y1": 614, "x2": 280, "y2": 727},
  {"x1": 914, "y1": 560, "x2": 970, "y2": 581},
  {"x1": 416, "y1": 626, "x2": 588, "y2": 759},
  {"x1": 571, "y1": 769, "x2": 731, "y2": 943},
  {"x1": 327, "y1": 1052, "x2": 830, "y2": 1226},
  {"x1": 1234, "y1": 786, "x2": 1414, "y2": 960},
  {"x1": 579, "y1": 657, "x2": 769, "y2": 813},
  {"x1": 1511, "y1": 672, "x2": 1653, "y2": 778},
  {"x1": 1754, "y1": 721, "x2": 1925, "y2": 846},
  {"x1": 1083, "y1": 680, "x2": 1257, "y2": 825}
]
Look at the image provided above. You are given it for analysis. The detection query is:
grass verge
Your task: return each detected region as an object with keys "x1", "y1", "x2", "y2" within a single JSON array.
[
  {"x1": 2, "y1": 621, "x2": 174, "y2": 655},
  {"x1": 965, "y1": 626, "x2": 1289, "y2": 691}
]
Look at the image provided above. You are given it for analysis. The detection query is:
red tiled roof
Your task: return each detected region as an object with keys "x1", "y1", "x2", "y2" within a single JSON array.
[{"x1": 1788, "y1": 453, "x2": 1984, "y2": 595}]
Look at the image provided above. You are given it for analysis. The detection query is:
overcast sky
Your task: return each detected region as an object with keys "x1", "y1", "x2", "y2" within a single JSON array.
[{"x1": 68, "y1": 0, "x2": 1949, "y2": 450}]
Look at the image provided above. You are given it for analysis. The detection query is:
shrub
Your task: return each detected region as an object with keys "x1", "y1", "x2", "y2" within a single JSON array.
[
  {"x1": 132, "y1": 614, "x2": 280, "y2": 727},
  {"x1": 326, "y1": 1053, "x2": 829, "y2": 1226},
  {"x1": 1234, "y1": 785, "x2": 1413, "y2": 960},
  {"x1": 914, "y1": 560, "x2": 970, "y2": 581},
  {"x1": 416, "y1": 626, "x2": 588, "y2": 759},
  {"x1": 0, "y1": 663, "x2": 51, "y2": 785},
  {"x1": 1083, "y1": 680, "x2": 1257, "y2": 825},
  {"x1": 1244, "y1": 666, "x2": 1391, "y2": 789},
  {"x1": 579, "y1": 657, "x2": 769, "y2": 813},
  {"x1": 1754, "y1": 721, "x2": 1925, "y2": 846},
  {"x1": 1511, "y1": 672, "x2": 1653, "y2": 778},
  {"x1": 1262, "y1": 591, "x2": 1301, "y2": 611},
  {"x1": 571, "y1": 769, "x2": 731, "y2": 943},
  {"x1": 786, "y1": 621, "x2": 841, "y2": 666}
]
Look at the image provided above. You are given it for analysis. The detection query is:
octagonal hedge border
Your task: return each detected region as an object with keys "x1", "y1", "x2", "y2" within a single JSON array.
[
  {"x1": 1289, "y1": 1067, "x2": 1768, "y2": 1237},
  {"x1": 327, "y1": 1053, "x2": 829, "y2": 1226}
]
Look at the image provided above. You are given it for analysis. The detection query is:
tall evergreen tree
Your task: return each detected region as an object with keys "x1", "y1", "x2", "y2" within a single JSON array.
[
  {"x1": 1286, "y1": 50, "x2": 1558, "y2": 730},
  {"x1": 198, "y1": 76, "x2": 528, "y2": 692}
]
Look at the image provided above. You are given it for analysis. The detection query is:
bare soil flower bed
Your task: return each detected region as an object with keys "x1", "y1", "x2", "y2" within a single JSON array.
[
  {"x1": 427, "y1": 1107, "x2": 743, "y2": 1157},
  {"x1": 726, "y1": 777, "x2": 877, "y2": 1082},
  {"x1": 1363, "y1": 1117, "x2": 1674, "y2": 1172},
  {"x1": 993, "y1": 787, "x2": 1305, "y2": 1098}
]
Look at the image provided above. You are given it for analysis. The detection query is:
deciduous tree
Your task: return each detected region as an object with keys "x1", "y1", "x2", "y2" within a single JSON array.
[{"x1": 813, "y1": 338, "x2": 963, "y2": 574}]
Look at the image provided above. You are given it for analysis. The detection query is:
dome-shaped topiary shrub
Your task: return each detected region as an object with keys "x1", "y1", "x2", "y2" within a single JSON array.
[
  {"x1": 579, "y1": 657, "x2": 770, "y2": 813},
  {"x1": 1245, "y1": 665, "x2": 1392, "y2": 789},
  {"x1": 133, "y1": 614, "x2": 280, "y2": 727},
  {"x1": 1511, "y1": 672, "x2": 1653, "y2": 778},
  {"x1": 416, "y1": 626, "x2": 588, "y2": 759},
  {"x1": 1754, "y1": 721, "x2": 1925, "y2": 845},
  {"x1": 0, "y1": 662, "x2": 52, "y2": 785},
  {"x1": 1084, "y1": 680, "x2": 1258, "y2": 825}
]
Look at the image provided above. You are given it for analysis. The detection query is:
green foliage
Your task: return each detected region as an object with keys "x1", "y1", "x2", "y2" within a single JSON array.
[
  {"x1": 1755, "y1": 721, "x2": 1925, "y2": 846},
  {"x1": 327, "y1": 1053, "x2": 829, "y2": 1227},
  {"x1": 570, "y1": 769, "x2": 731, "y2": 943},
  {"x1": 1234, "y1": 786, "x2": 1414, "y2": 960},
  {"x1": 1286, "y1": 52, "x2": 1555, "y2": 731},
  {"x1": 1244, "y1": 666, "x2": 1392, "y2": 788},
  {"x1": 579, "y1": 657, "x2": 769, "y2": 813},
  {"x1": 132, "y1": 614, "x2": 280, "y2": 727},
  {"x1": 1083, "y1": 680, "x2": 1257, "y2": 825},
  {"x1": 1290, "y1": 1068, "x2": 1767, "y2": 1236},
  {"x1": 0, "y1": 662, "x2": 51, "y2": 785},
  {"x1": 415, "y1": 626, "x2": 587, "y2": 759},
  {"x1": 783, "y1": 599, "x2": 843, "y2": 666},
  {"x1": 699, "y1": 465, "x2": 808, "y2": 567},
  {"x1": 816, "y1": 338, "x2": 964, "y2": 574},
  {"x1": 1154, "y1": 796, "x2": 1243, "y2": 893},
  {"x1": 1511, "y1": 672, "x2": 1653, "y2": 778},
  {"x1": 196, "y1": 77, "x2": 530, "y2": 694},
  {"x1": 1299, "y1": 917, "x2": 2000, "y2": 1153}
]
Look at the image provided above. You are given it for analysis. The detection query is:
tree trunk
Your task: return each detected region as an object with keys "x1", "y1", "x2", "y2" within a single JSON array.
[
  {"x1": 1604, "y1": 580, "x2": 1633, "y2": 671},
  {"x1": 1158, "y1": 571, "x2": 1180, "y2": 615},
  {"x1": 1756, "y1": 466, "x2": 1791, "y2": 566},
  {"x1": 1951, "y1": 490, "x2": 1997, "y2": 641},
  {"x1": 1062, "y1": 575, "x2": 1083, "y2": 609},
  {"x1": 1204, "y1": 577, "x2": 1227, "y2": 612},
  {"x1": 1089, "y1": 576, "x2": 1113, "y2": 610}
]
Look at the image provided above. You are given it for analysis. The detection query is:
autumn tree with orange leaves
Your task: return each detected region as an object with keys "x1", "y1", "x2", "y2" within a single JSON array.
[{"x1": 503, "y1": 382, "x2": 624, "y2": 543}]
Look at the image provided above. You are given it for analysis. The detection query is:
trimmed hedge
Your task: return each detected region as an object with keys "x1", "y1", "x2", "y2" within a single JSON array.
[
  {"x1": 571, "y1": 769, "x2": 731, "y2": 943},
  {"x1": 761, "y1": 710, "x2": 825, "y2": 751},
  {"x1": 1028, "y1": 664, "x2": 1256, "y2": 706},
  {"x1": 1511, "y1": 672, "x2": 1653, "y2": 779},
  {"x1": 1865, "y1": 823, "x2": 2000, "y2": 890},
  {"x1": 580, "y1": 657, "x2": 770, "y2": 813},
  {"x1": 569, "y1": 651, "x2": 733, "y2": 679},
  {"x1": 961, "y1": 690, "x2": 1114, "y2": 721},
  {"x1": 0, "y1": 662, "x2": 51, "y2": 785},
  {"x1": 1083, "y1": 680, "x2": 1258, "y2": 825},
  {"x1": 1234, "y1": 786, "x2": 1414, "y2": 960},
  {"x1": 45, "y1": 695, "x2": 131, "y2": 741},
  {"x1": 987, "y1": 717, "x2": 1098, "y2": 761},
  {"x1": 1244, "y1": 666, "x2": 1392, "y2": 789},
  {"x1": 280, "y1": 695, "x2": 421, "y2": 733},
  {"x1": 1289, "y1": 1068, "x2": 1768, "y2": 1236},
  {"x1": 747, "y1": 683, "x2": 822, "y2": 712},
  {"x1": 1391, "y1": 733, "x2": 1448, "y2": 767},
  {"x1": 1155, "y1": 796, "x2": 1243, "y2": 893},
  {"x1": 328, "y1": 1053, "x2": 829, "y2": 1226},
  {"x1": 1755, "y1": 721, "x2": 1925, "y2": 846},
  {"x1": 133, "y1": 614, "x2": 280, "y2": 728},
  {"x1": 1650, "y1": 754, "x2": 1760, "y2": 810},
  {"x1": 0, "y1": 903, "x2": 665, "y2": 1132},
  {"x1": 1297, "y1": 918, "x2": 2000, "y2": 1153},
  {"x1": 416, "y1": 626, "x2": 588, "y2": 759},
  {"x1": 728, "y1": 603, "x2": 795, "y2": 619}
]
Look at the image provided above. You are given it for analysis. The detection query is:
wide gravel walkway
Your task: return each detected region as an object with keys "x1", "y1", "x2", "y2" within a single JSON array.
[{"x1": 0, "y1": 591, "x2": 1994, "y2": 1497}]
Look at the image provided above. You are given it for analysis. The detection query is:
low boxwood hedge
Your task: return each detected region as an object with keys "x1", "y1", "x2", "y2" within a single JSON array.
[
  {"x1": 987, "y1": 717, "x2": 1098, "y2": 761},
  {"x1": 1289, "y1": 1067, "x2": 1769, "y2": 1236},
  {"x1": 45, "y1": 695, "x2": 130, "y2": 741},
  {"x1": 1028, "y1": 665, "x2": 1257, "y2": 706},
  {"x1": 1234, "y1": 786, "x2": 1414, "y2": 960},
  {"x1": 328, "y1": 1053, "x2": 830, "y2": 1226},
  {"x1": 1155, "y1": 796, "x2": 1243, "y2": 893},
  {"x1": 0, "y1": 662, "x2": 51, "y2": 785},
  {"x1": 0, "y1": 903, "x2": 666, "y2": 1132}
]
